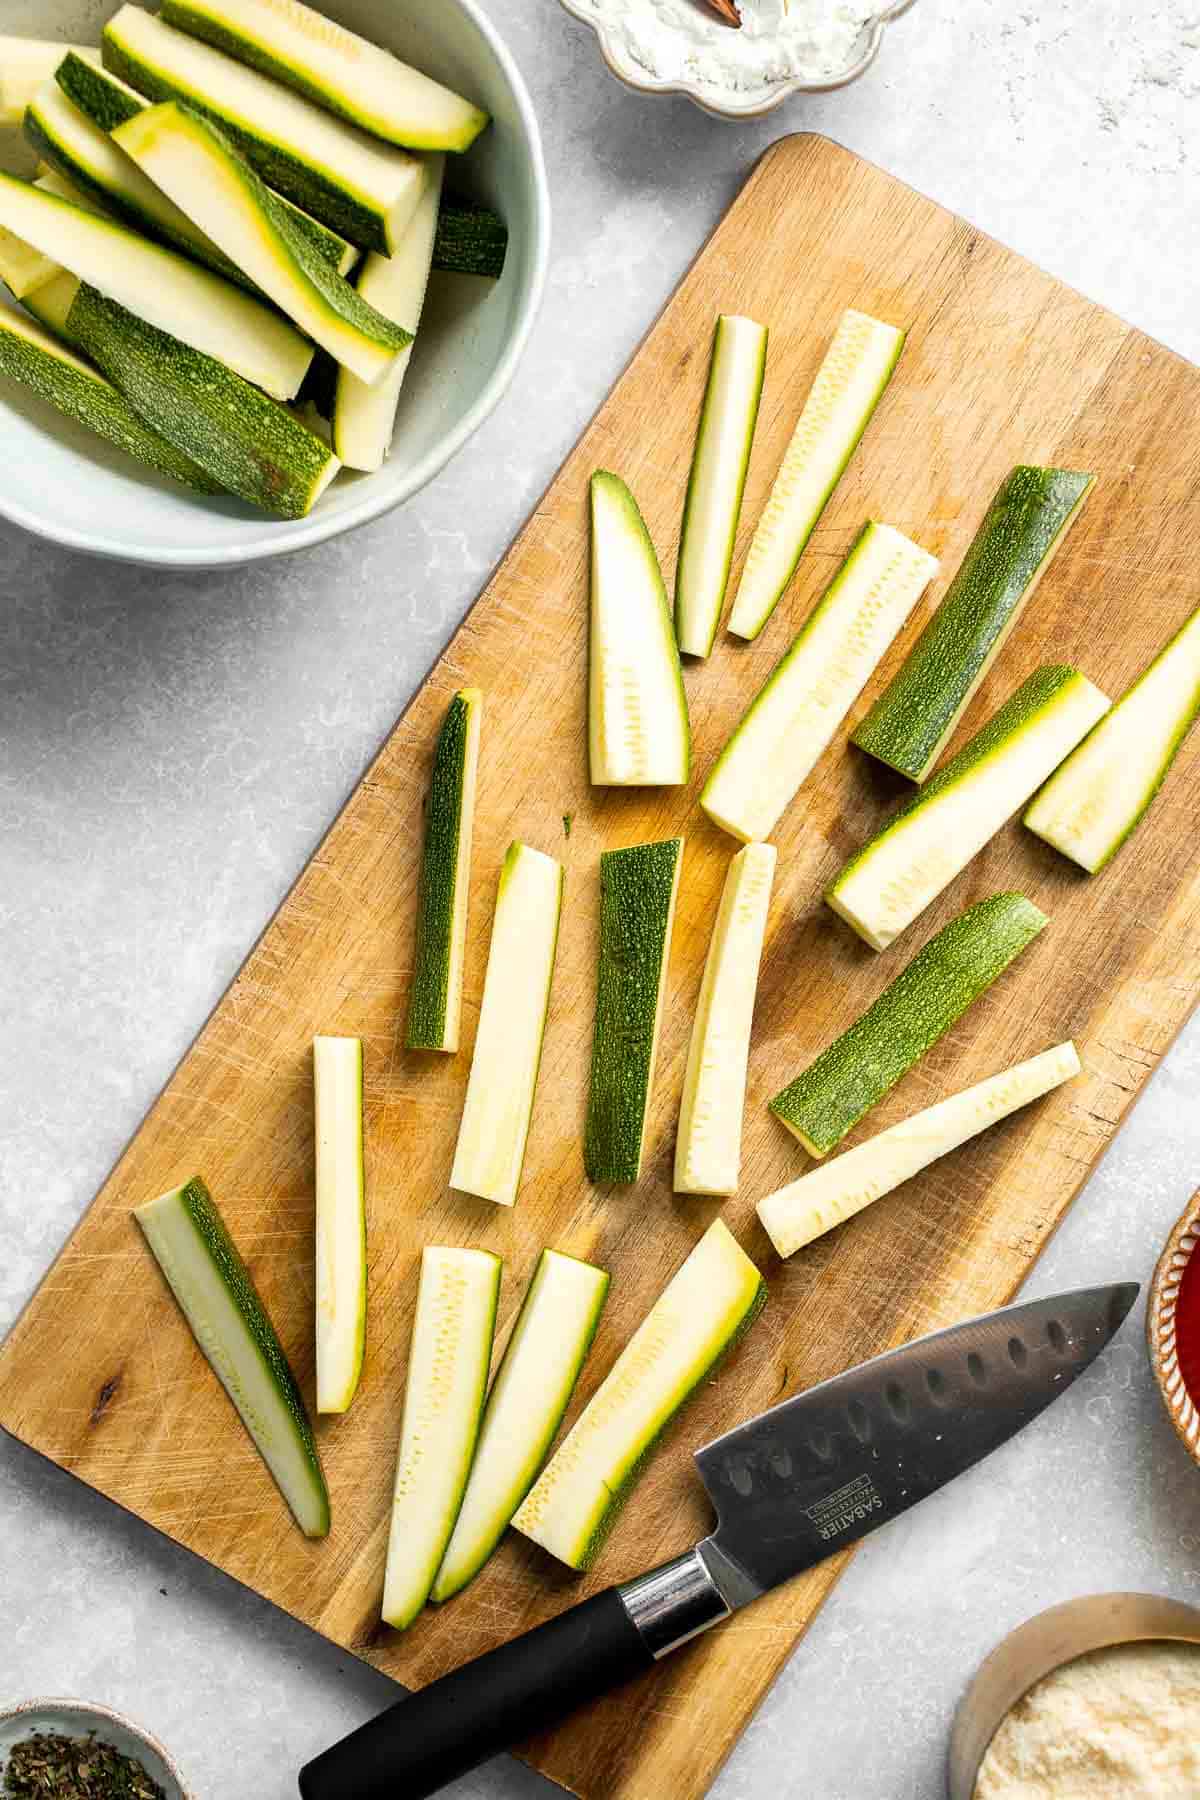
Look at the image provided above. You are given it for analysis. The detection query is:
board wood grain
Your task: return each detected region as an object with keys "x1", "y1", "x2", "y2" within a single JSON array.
[{"x1": 3, "y1": 134, "x2": 1200, "y2": 1799}]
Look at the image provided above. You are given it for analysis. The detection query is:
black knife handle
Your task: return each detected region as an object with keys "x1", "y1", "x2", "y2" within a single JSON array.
[{"x1": 298, "y1": 1587, "x2": 653, "y2": 1800}]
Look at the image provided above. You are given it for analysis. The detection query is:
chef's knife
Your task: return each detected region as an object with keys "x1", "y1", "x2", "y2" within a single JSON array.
[{"x1": 299, "y1": 1281, "x2": 1137, "y2": 1800}]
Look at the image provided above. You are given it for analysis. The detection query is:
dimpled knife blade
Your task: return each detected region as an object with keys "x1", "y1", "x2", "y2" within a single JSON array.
[{"x1": 694, "y1": 1283, "x2": 1139, "y2": 1607}]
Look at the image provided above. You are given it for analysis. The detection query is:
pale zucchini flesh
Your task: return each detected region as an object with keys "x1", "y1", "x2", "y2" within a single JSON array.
[
  {"x1": 334, "y1": 154, "x2": 443, "y2": 472},
  {"x1": 702, "y1": 522, "x2": 939, "y2": 844},
  {"x1": 382, "y1": 1246, "x2": 501, "y2": 1630},
  {"x1": 675, "y1": 842, "x2": 776, "y2": 1196},
  {"x1": 69, "y1": 283, "x2": 340, "y2": 518},
  {"x1": 25, "y1": 79, "x2": 262, "y2": 297},
  {"x1": 589, "y1": 470, "x2": 691, "y2": 786},
  {"x1": 55, "y1": 51, "x2": 360, "y2": 277},
  {"x1": 0, "y1": 294, "x2": 221, "y2": 492},
  {"x1": 770, "y1": 893, "x2": 1049, "y2": 1158},
  {"x1": 728, "y1": 310, "x2": 906, "y2": 641},
  {"x1": 314, "y1": 1035, "x2": 365, "y2": 1415},
  {"x1": 674, "y1": 313, "x2": 768, "y2": 658},
  {"x1": 451, "y1": 842, "x2": 564, "y2": 1208},
  {"x1": 585, "y1": 837, "x2": 684, "y2": 1185},
  {"x1": 0, "y1": 170, "x2": 312, "y2": 400},
  {"x1": 853, "y1": 466, "x2": 1096, "y2": 782},
  {"x1": 406, "y1": 688, "x2": 483, "y2": 1054},
  {"x1": 513, "y1": 1219, "x2": 765, "y2": 1571},
  {"x1": 1025, "y1": 601, "x2": 1200, "y2": 873},
  {"x1": 160, "y1": 0, "x2": 489, "y2": 153},
  {"x1": 103, "y1": 5, "x2": 426, "y2": 254},
  {"x1": 135, "y1": 1176, "x2": 330, "y2": 1538},
  {"x1": 828, "y1": 665, "x2": 1111, "y2": 950},
  {"x1": 115, "y1": 102, "x2": 409, "y2": 385},
  {"x1": 432, "y1": 1249, "x2": 610, "y2": 1602},
  {"x1": 759, "y1": 1042, "x2": 1080, "y2": 1257},
  {"x1": 0, "y1": 38, "x2": 98, "y2": 127},
  {"x1": 21, "y1": 267, "x2": 81, "y2": 339},
  {"x1": 0, "y1": 176, "x2": 74, "y2": 299}
]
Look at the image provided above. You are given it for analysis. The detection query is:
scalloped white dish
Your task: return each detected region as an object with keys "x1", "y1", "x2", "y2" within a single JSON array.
[{"x1": 558, "y1": 0, "x2": 915, "y2": 119}]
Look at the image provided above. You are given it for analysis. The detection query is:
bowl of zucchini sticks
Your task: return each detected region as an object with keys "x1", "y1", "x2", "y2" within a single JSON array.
[{"x1": 0, "y1": 0, "x2": 550, "y2": 565}]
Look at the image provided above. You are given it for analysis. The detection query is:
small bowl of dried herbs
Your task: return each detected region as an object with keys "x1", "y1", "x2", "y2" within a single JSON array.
[{"x1": 0, "y1": 1700, "x2": 187, "y2": 1799}]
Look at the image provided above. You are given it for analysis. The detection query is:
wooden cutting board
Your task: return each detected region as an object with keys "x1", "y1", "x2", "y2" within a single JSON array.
[{"x1": 3, "y1": 134, "x2": 1200, "y2": 1799}]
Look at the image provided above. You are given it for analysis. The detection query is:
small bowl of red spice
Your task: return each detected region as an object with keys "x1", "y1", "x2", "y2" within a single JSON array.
[
  {"x1": 1148, "y1": 1191, "x2": 1200, "y2": 1463},
  {"x1": 0, "y1": 1699, "x2": 188, "y2": 1799}
]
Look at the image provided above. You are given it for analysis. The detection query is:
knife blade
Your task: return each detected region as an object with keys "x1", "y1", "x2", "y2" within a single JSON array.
[{"x1": 299, "y1": 1281, "x2": 1137, "y2": 1800}]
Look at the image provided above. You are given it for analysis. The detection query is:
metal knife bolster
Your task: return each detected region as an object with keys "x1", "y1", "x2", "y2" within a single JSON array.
[{"x1": 618, "y1": 1546, "x2": 734, "y2": 1659}]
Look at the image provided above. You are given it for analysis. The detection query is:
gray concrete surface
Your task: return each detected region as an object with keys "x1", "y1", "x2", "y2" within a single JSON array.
[{"x1": 3, "y1": 1, "x2": 1199, "y2": 1795}]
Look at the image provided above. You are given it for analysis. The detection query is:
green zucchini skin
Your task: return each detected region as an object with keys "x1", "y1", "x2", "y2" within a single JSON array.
[
  {"x1": 432, "y1": 203, "x2": 507, "y2": 280},
  {"x1": 430, "y1": 1249, "x2": 610, "y2": 1601},
  {"x1": 0, "y1": 298, "x2": 221, "y2": 493},
  {"x1": 513, "y1": 1220, "x2": 764, "y2": 1571},
  {"x1": 828, "y1": 664, "x2": 1110, "y2": 948},
  {"x1": 102, "y1": 10, "x2": 403, "y2": 254},
  {"x1": 1024, "y1": 603, "x2": 1200, "y2": 873},
  {"x1": 56, "y1": 52, "x2": 358, "y2": 276},
  {"x1": 69, "y1": 283, "x2": 339, "y2": 518},
  {"x1": 584, "y1": 838, "x2": 684, "y2": 1184},
  {"x1": 25, "y1": 82, "x2": 258, "y2": 300},
  {"x1": 114, "y1": 102, "x2": 411, "y2": 376},
  {"x1": 158, "y1": 0, "x2": 489, "y2": 154},
  {"x1": 406, "y1": 689, "x2": 482, "y2": 1053},
  {"x1": 136, "y1": 1175, "x2": 330, "y2": 1537},
  {"x1": 853, "y1": 467, "x2": 1095, "y2": 782},
  {"x1": 57, "y1": 51, "x2": 144, "y2": 131},
  {"x1": 770, "y1": 893, "x2": 1048, "y2": 1157}
]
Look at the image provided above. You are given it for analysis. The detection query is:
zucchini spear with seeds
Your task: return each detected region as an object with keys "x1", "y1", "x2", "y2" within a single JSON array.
[
  {"x1": 828, "y1": 665, "x2": 1110, "y2": 950},
  {"x1": 0, "y1": 38, "x2": 98, "y2": 127},
  {"x1": 382, "y1": 1246, "x2": 501, "y2": 1630},
  {"x1": 702, "y1": 521, "x2": 939, "y2": 844},
  {"x1": 432, "y1": 1249, "x2": 610, "y2": 1601},
  {"x1": 759, "y1": 1041, "x2": 1081, "y2": 1257},
  {"x1": 854, "y1": 466, "x2": 1095, "y2": 782},
  {"x1": 770, "y1": 893, "x2": 1049, "y2": 1157},
  {"x1": 514, "y1": 1219, "x2": 765, "y2": 1571},
  {"x1": 728, "y1": 309, "x2": 906, "y2": 641},
  {"x1": 1025, "y1": 600, "x2": 1200, "y2": 872},
  {"x1": 589, "y1": 470, "x2": 690, "y2": 787}
]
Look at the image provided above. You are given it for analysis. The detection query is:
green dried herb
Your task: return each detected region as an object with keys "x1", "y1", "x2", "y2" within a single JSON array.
[
  {"x1": 562, "y1": 813, "x2": 573, "y2": 838},
  {"x1": 2, "y1": 1730, "x2": 165, "y2": 1798}
]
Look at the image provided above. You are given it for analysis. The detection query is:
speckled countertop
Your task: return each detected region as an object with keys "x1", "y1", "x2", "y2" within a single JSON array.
[{"x1": 2, "y1": 3, "x2": 1199, "y2": 1796}]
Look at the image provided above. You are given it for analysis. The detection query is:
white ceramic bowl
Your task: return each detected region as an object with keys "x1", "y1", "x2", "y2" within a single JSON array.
[
  {"x1": 0, "y1": 0, "x2": 550, "y2": 566},
  {"x1": 0, "y1": 1697, "x2": 190, "y2": 1796},
  {"x1": 558, "y1": 0, "x2": 916, "y2": 120}
]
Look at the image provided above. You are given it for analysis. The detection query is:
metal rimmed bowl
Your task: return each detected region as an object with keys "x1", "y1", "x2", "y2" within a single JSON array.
[
  {"x1": 557, "y1": 0, "x2": 916, "y2": 121},
  {"x1": 0, "y1": 1698, "x2": 190, "y2": 1797},
  {"x1": 1148, "y1": 1189, "x2": 1200, "y2": 1465},
  {"x1": 947, "y1": 1592, "x2": 1200, "y2": 1799}
]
